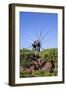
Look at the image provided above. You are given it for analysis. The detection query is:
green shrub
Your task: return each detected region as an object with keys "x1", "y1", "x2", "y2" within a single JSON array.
[
  {"x1": 20, "y1": 48, "x2": 58, "y2": 77},
  {"x1": 20, "y1": 71, "x2": 30, "y2": 77}
]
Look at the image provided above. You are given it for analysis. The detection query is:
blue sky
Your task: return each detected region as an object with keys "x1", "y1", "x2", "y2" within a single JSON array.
[{"x1": 20, "y1": 12, "x2": 58, "y2": 49}]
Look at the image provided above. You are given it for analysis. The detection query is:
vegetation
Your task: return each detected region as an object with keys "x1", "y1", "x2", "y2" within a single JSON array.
[{"x1": 20, "y1": 48, "x2": 58, "y2": 78}]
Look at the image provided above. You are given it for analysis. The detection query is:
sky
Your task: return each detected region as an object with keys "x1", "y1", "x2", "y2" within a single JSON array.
[{"x1": 20, "y1": 12, "x2": 58, "y2": 50}]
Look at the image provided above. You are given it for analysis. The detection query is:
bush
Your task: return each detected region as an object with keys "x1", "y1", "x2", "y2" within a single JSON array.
[
  {"x1": 20, "y1": 71, "x2": 30, "y2": 77},
  {"x1": 20, "y1": 48, "x2": 58, "y2": 77}
]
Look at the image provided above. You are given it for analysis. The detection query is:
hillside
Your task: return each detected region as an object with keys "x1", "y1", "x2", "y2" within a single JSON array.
[{"x1": 20, "y1": 48, "x2": 58, "y2": 77}]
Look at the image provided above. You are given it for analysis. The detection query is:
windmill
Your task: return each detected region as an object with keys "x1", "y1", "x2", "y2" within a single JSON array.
[
  {"x1": 20, "y1": 28, "x2": 54, "y2": 71},
  {"x1": 23, "y1": 29, "x2": 51, "y2": 65},
  {"x1": 32, "y1": 40, "x2": 41, "y2": 52},
  {"x1": 26, "y1": 28, "x2": 50, "y2": 53}
]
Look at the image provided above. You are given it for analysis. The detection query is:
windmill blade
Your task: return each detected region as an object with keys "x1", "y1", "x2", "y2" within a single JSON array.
[
  {"x1": 41, "y1": 39, "x2": 52, "y2": 44},
  {"x1": 40, "y1": 30, "x2": 50, "y2": 42},
  {"x1": 42, "y1": 39, "x2": 54, "y2": 47},
  {"x1": 35, "y1": 29, "x2": 38, "y2": 40},
  {"x1": 25, "y1": 39, "x2": 33, "y2": 44},
  {"x1": 38, "y1": 27, "x2": 44, "y2": 41},
  {"x1": 28, "y1": 32, "x2": 34, "y2": 41},
  {"x1": 41, "y1": 43, "x2": 51, "y2": 49}
]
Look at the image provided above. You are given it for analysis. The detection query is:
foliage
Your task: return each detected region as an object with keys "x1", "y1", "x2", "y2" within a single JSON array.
[
  {"x1": 20, "y1": 48, "x2": 58, "y2": 77},
  {"x1": 41, "y1": 48, "x2": 58, "y2": 68},
  {"x1": 20, "y1": 70, "x2": 30, "y2": 77}
]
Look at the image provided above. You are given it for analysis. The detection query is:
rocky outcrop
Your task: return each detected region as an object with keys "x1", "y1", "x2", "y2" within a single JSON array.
[{"x1": 20, "y1": 58, "x2": 55, "y2": 74}]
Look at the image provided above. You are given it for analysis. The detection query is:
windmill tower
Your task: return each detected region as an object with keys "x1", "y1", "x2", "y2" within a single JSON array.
[{"x1": 32, "y1": 40, "x2": 41, "y2": 52}]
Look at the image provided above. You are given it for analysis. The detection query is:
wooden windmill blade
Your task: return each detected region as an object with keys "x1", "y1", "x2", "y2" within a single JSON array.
[
  {"x1": 40, "y1": 30, "x2": 50, "y2": 42},
  {"x1": 38, "y1": 27, "x2": 44, "y2": 41},
  {"x1": 35, "y1": 29, "x2": 39, "y2": 41}
]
